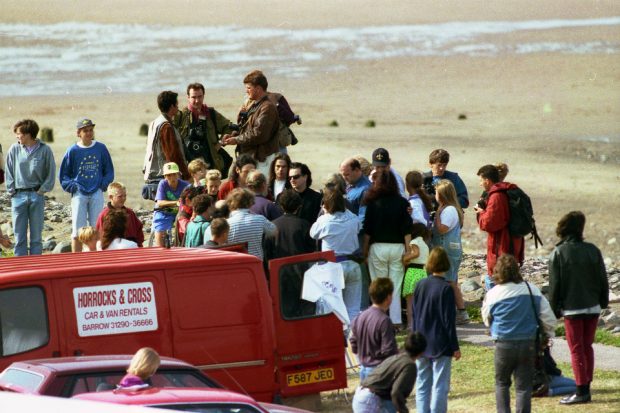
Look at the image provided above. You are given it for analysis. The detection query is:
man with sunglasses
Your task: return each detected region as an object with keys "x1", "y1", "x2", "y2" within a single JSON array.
[{"x1": 288, "y1": 162, "x2": 321, "y2": 226}]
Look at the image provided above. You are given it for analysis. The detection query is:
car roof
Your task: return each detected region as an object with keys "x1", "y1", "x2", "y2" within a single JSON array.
[
  {"x1": 0, "y1": 391, "x2": 161, "y2": 413},
  {"x1": 6, "y1": 355, "x2": 193, "y2": 374},
  {"x1": 74, "y1": 387, "x2": 262, "y2": 406}
]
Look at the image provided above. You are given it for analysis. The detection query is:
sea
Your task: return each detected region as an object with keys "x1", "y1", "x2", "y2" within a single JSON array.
[{"x1": 0, "y1": 16, "x2": 619, "y2": 97}]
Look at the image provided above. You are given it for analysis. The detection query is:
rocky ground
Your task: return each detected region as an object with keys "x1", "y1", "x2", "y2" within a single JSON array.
[{"x1": 1, "y1": 190, "x2": 619, "y2": 333}]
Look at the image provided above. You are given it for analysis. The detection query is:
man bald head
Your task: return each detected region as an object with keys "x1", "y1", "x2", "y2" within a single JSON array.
[{"x1": 339, "y1": 157, "x2": 363, "y2": 186}]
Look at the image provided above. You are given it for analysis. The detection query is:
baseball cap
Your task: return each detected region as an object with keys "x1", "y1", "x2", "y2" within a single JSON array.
[
  {"x1": 76, "y1": 118, "x2": 95, "y2": 129},
  {"x1": 163, "y1": 162, "x2": 180, "y2": 176},
  {"x1": 372, "y1": 148, "x2": 391, "y2": 166}
]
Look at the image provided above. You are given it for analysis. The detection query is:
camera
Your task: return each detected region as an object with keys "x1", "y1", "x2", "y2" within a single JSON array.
[
  {"x1": 477, "y1": 197, "x2": 487, "y2": 210},
  {"x1": 188, "y1": 126, "x2": 204, "y2": 142},
  {"x1": 238, "y1": 111, "x2": 249, "y2": 126},
  {"x1": 185, "y1": 126, "x2": 206, "y2": 161}
]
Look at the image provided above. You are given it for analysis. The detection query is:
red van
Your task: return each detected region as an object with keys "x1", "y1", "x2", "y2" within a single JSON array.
[{"x1": 0, "y1": 248, "x2": 346, "y2": 402}]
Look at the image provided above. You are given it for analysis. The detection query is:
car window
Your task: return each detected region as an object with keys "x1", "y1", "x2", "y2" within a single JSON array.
[
  {"x1": 0, "y1": 368, "x2": 44, "y2": 392},
  {"x1": 280, "y1": 260, "x2": 339, "y2": 320},
  {"x1": 0, "y1": 287, "x2": 49, "y2": 357},
  {"x1": 150, "y1": 403, "x2": 262, "y2": 413},
  {"x1": 65, "y1": 370, "x2": 218, "y2": 397}
]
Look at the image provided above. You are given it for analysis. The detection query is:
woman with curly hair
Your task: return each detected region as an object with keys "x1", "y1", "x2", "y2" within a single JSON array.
[{"x1": 98, "y1": 209, "x2": 138, "y2": 250}]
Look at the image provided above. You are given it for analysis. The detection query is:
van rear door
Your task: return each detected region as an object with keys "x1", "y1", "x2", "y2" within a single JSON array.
[
  {"x1": 269, "y1": 251, "x2": 347, "y2": 398},
  {"x1": 55, "y1": 272, "x2": 173, "y2": 357}
]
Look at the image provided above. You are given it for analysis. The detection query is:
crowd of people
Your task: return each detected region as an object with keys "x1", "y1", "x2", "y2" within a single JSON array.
[{"x1": 1, "y1": 68, "x2": 610, "y2": 412}]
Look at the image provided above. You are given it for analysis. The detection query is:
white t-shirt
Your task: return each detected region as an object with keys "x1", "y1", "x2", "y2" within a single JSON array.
[
  {"x1": 301, "y1": 262, "x2": 349, "y2": 325},
  {"x1": 408, "y1": 195, "x2": 429, "y2": 227},
  {"x1": 439, "y1": 205, "x2": 459, "y2": 231},
  {"x1": 273, "y1": 180, "x2": 286, "y2": 199},
  {"x1": 97, "y1": 238, "x2": 138, "y2": 250},
  {"x1": 408, "y1": 236, "x2": 429, "y2": 266}
]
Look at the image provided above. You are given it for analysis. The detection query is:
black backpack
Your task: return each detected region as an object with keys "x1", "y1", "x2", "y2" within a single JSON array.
[{"x1": 501, "y1": 186, "x2": 543, "y2": 248}]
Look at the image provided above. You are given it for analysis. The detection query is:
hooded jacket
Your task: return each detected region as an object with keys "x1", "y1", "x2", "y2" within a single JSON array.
[{"x1": 477, "y1": 181, "x2": 524, "y2": 274}]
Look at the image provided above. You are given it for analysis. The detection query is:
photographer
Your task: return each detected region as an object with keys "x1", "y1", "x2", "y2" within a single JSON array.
[
  {"x1": 422, "y1": 148, "x2": 469, "y2": 212},
  {"x1": 174, "y1": 83, "x2": 235, "y2": 178},
  {"x1": 222, "y1": 70, "x2": 280, "y2": 177}
]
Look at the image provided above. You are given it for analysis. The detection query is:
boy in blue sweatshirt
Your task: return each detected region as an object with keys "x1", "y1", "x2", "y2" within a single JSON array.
[{"x1": 59, "y1": 118, "x2": 114, "y2": 252}]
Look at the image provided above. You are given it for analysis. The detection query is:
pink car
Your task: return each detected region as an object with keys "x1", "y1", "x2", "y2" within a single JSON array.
[
  {"x1": 0, "y1": 355, "x2": 220, "y2": 397},
  {"x1": 74, "y1": 387, "x2": 313, "y2": 413}
]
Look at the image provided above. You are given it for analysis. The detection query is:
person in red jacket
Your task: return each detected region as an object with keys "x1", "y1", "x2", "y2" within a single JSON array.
[
  {"x1": 96, "y1": 182, "x2": 144, "y2": 247},
  {"x1": 474, "y1": 164, "x2": 524, "y2": 290}
]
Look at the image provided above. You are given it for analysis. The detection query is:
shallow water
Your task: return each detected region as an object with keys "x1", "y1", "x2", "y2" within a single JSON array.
[{"x1": 1, "y1": 17, "x2": 619, "y2": 97}]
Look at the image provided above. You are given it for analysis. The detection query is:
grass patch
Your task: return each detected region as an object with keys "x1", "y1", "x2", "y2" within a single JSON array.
[
  {"x1": 555, "y1": 325, "x2": 620, "y2": 348},
  {"x1": 1, "y1": 249, "x2": 14, "y2": 258},
  {"x1": 321, "y1": 341, "x2": 620, "y2": 412},
  {"x1": 466, "y1": 306, "x2": 482, "y2": 323}
]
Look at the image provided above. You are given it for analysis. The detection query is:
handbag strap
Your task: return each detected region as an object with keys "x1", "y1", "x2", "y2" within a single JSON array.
[{"x1": 525, "y1": 281, "x2": 545, "y2": 350}]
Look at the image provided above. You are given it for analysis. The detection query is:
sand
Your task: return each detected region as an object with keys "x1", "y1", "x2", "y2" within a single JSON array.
[{"x1": 1, "y1": 0, "x2": 619, "y2": 261}]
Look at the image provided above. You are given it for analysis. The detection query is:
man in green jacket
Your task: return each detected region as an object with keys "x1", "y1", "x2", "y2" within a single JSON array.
[{"x1": 174, "y1": 82, "x2": 234, "y2": 178}]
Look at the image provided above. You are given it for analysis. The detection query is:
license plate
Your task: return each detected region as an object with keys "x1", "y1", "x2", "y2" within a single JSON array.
[{"x1": 286, "y1": 368, "x2": 334, "y2": 387}]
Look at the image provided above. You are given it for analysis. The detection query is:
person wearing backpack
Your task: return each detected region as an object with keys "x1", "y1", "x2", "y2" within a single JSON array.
[{"x1": 474, "y1": 164, "x2": 524, "y2": 290}]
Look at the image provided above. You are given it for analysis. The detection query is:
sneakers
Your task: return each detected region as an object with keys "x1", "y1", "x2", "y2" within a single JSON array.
[{"x1": 456, "y1": 309, "x2": 470, "y2": 325}]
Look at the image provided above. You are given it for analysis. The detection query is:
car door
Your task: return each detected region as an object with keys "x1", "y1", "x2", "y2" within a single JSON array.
[{"x1": 268, "y1": 251, "x2": 347, "y2": 398}]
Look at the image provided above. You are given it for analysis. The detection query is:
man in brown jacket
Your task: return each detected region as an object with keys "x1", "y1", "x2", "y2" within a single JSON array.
[{"x1": 222, "y1": 70, "x2": 279, "y2": 177}]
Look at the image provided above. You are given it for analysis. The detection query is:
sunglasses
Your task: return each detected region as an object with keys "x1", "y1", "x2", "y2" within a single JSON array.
[{"x1": 289, "y1": 174, "x2": 302, "y2": 180}]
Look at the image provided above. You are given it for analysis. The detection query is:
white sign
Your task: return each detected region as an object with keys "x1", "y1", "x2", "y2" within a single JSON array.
[{"x1": 73, "y1": 282, "x2": 158, "y2": 337}]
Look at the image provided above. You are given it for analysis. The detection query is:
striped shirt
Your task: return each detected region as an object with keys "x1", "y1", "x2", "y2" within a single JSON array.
[{"x1": 227, "y1": 209, "x2": 277, "y2": 259}]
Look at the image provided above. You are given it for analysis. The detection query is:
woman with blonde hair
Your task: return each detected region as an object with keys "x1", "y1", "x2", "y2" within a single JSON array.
[
  {"x1": 431, "y1": 179, "x2": 468, "y2": 324},
  {"x1": 118, "y1": 347, "x2": 161, "y2": 388}
]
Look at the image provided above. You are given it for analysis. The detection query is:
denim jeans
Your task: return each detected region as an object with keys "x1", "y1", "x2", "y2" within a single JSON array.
[
  {"x1": 484, "y1": 274, "x2": 496, "y2": 291},
  {"x1": 359, "y1": 365, "x2": 376, "y2": 381},
  {"x1": 494, "y1": 339, "x2": 535, "y2": 413},
  {"x1": 11, "y1": 191, "x2": 45, "y2": 256},
  {"x1": 548, "y1": 375, "x2": 576, "y2": 396},
  {"x1": 352, "y1": 386, "x2": 397, "y2": 413},
  {"x1": 416, "y1": 355, "x2": 452, "y2": 413},
  {"x1": 341, "y1": 260, "x2": 362, "y2": 323},
  {"x1": 71, "y1": 190, "x2": 104, "y2": 237}
]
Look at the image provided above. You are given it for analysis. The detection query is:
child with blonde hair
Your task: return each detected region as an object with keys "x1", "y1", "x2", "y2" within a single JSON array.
[
  {"x1": 432, "y1": 179, "x2": 468, "y2": 324},
  {"x1": 204, "y1": 169, "x2": 222, "y2": 199},
  {"x1": 77, "y1": 226, "x2": 99, "y2": 252},
  {"x1": 118, "y1": 347, "x2": 161, "y2": 389},
  {"x1": 188, "y1": 159, "x2": 208, "y2": 187}
]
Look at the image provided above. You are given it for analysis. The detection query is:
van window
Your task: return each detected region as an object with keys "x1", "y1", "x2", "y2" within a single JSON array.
[
  {"x1": 280, "y1": 260, "x2": 335, "y2": 320},
  {"x1": 0, "y1": 287, "x2": 49, "y2": 357}
]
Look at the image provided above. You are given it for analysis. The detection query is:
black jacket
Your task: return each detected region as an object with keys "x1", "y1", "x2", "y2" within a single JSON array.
[{"x1": 548, "y1": 236, "x2": 609, "y2": 318}]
